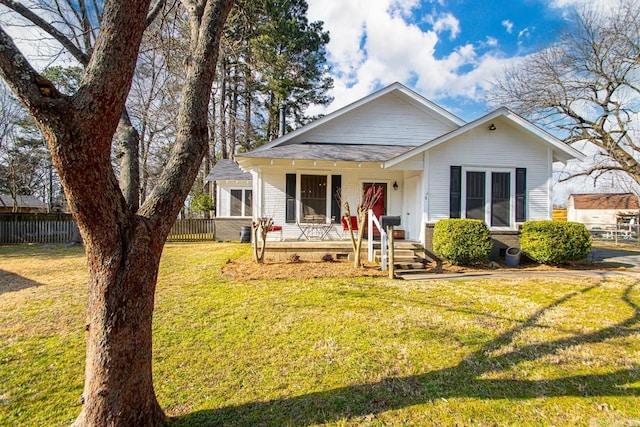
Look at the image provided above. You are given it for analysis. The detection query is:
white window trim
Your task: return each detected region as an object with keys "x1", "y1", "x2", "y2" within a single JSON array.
[
  {"x1": 296, "y1": 172, "x2": 332, "y2": 222},
  {"x1": 460, "y1": 166, "x2": 516, "y2": 230},
  {"x1": 230, "y1": 187, "x2": 252, "y2": 217}
]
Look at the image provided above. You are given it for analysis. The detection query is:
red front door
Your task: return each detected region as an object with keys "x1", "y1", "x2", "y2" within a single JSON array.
[{"x1": 363, "y1": 183, "x2": 386, "y2": 237}]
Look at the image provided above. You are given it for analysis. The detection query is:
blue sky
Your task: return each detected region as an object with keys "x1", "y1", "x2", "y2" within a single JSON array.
[
  {"x1": 306, "y1": 0, "x2": 632, "y2": 202},
  {"x1": 306, "y1": 0, "x2": 610, "y2": 122}
]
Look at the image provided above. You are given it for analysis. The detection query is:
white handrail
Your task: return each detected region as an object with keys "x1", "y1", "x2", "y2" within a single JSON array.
[{"x1": 367, "y1": 209, "x2": 388, "y2": 270}]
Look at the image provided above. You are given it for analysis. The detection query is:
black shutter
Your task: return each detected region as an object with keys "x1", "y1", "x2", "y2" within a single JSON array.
[
  {"x1": 515, "y1": 168, "x2": 526, "y2": 222},
  {"x1": 286, "y1": 173, "x2": 296, "y2": 223},
  {"x1": 331, "y1": 175, "x2": 341, "y2": 223},
  {"x1": 450, "y1": 166, "x2": 462, "y2": 218}
]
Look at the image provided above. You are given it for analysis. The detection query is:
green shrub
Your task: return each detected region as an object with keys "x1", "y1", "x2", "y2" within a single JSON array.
[
  {"x1": 432, "y1": 219, "x2": 492, "y2": 265},
  {"x1": 520, "y1": 220, "x2": 591, "y2": 264}
]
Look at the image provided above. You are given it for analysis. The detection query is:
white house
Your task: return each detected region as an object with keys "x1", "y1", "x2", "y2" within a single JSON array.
[
  {"x1": 234, "y1": 82, "x2": 585, "y2": 246},
  {"x1": 567, "y1": 193, "x2": 640, "y2": 229}
]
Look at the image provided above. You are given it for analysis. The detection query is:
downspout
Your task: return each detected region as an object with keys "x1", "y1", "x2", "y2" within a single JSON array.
[{"x1": 278, "y1": 104, "x2": 286, "y2": 138}]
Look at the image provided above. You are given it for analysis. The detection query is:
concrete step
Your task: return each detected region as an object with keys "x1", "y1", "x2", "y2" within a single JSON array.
[{"x1": 394, "y1": 262, "x2": 427, "y2": 270}]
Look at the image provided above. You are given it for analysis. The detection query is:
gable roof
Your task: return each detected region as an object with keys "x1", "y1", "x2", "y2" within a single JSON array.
[
  {"x1": 205, "y1": 159, "x2": 252, "y2": 182},
  {"x1": 570, "y1": 193, "x2": 640, "y2": 210},
  {"x1": 249, "y1": 82, "x2": 466, "y2": 155},
  {"x1": 0, "y1": 194, "x2": 47, "y2": 209},
  {"x1": 385, "y1": 107, "x2": 585, "y2": 167}
]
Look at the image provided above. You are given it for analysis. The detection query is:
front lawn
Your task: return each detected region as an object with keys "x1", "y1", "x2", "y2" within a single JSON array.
[{"x1": 1, "y1": 242, "x2": 639, "y2": 426}]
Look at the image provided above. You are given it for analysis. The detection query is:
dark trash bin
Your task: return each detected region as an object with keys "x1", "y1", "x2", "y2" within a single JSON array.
[{"x1": 240, "y1": 225, "x2": 251, "y2": 243}]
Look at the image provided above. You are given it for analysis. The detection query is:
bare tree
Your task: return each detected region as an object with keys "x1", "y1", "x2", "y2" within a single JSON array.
[
  {"x1": 340, "y1": 185, "x2": 383, "y2": 269},
  {"x1": 251, "y1": 216, "x2": 272, "y2": 263},
  {"x1": 488, "y1": 0, "x2": 640, "y2": 185},
  {"x1": 0, "y1": 0, "x2": 170, "y2": 211},
  {"x1": 0, "y1": 1, "x2": 234, "y2": 425}
]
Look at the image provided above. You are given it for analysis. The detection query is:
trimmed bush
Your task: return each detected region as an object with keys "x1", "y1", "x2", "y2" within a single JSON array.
[
  {"x1": 433, "y1": 219, "x2": 492, "y2": 265},
  {"x1": 520, "y1": 220, "x2": 591, "y2": 264}
]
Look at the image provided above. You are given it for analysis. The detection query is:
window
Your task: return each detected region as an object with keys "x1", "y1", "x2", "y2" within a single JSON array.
[
  {"x1": 300, "y1": 175, "x2": 327, "y2": 218},
  {"x1": 230, "y1": 189, "x2": 252, "y2": 217},
  {"x1": 491, "y1": 172, "x2": 511, "y2": 227},
  {"x1": 286, "y1": 174, "x2": 341, "y2": 223},
  {"x1": 465, "y1": 171, "x2": 486, "y2": 220},
  {"x1": 450, "y1": 166, "x2": 526, "y2": 228}
]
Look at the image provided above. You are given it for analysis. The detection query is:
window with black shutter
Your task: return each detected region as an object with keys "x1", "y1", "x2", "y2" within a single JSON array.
[
  {"x1": 285, "y1": 173, "x2": 296, "y2": 223},
  {"x1": 450, "y1": 166, "x2": 461, "y2": 218},
  {"x1": 331, "y1": 175, "x2": 341, "y2": 223},
  {"x1": 515, "y1": 168, "x2": 526, "y2": 222}
]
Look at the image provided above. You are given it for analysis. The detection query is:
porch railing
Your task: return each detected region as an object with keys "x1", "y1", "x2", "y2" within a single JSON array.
[{"x1": 367, "y1": 209, "x2": 389, "y2": 270}]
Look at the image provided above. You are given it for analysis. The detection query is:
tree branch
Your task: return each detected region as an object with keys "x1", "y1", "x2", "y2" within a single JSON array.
[
  {"x1": 0, "y1": 0, "x2": 91, "y2": 65},
  {"x1": 0, "y1": 24, "x2": 66, "y2": 113}
]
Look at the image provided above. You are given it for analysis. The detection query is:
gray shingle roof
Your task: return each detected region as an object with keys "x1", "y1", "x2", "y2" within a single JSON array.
[
  {"x1": 205, "y1": 159, "x2": 252, "y2": 181},
  {"x1": 0, "y1": 194, "x2": 47, "y2": 208},
  {"x1": 240, "y1": 143, "x2": 413, "y2": 162}
]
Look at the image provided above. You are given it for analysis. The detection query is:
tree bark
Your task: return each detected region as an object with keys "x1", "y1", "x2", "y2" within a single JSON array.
[
  {"x1": 115, "y1": 110, "x2": 141, "y2": 212},
  {"x1": 0, "y1": 0, "x2": 235, "y2": 425},
  {"x1": 73, "y1": 217, "x2": 166, "y2": 426}
]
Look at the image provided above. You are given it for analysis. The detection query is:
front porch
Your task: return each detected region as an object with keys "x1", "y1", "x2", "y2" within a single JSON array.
[{"x1": 254, "y1": 238, "x2": 429, "y2": 272}]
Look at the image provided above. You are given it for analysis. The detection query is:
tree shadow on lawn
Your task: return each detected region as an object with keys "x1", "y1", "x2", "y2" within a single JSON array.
[
  {"x1": 174, "y1": 280, "x2": 640, "y2": 426},
  {"x1": 0, "y1": 269, "x2": 44, "y2": 295}
]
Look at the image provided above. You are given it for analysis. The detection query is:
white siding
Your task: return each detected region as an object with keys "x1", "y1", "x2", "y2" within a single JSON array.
[
  {"x1": 284, "y1": 93, "x2": 458, "y2": 147},
  {"x1": 261, "y1": 172, "x2": 286, "y2": 219},
  {"x1": 572, "y1": 209, "x2": 619, "y2": 228},
  {"x1": 568, "y1": 208, "x2": 636, "y2": 228},
  {"x1": 426, "y1": 118, "x2": 551, "y2": 223}
]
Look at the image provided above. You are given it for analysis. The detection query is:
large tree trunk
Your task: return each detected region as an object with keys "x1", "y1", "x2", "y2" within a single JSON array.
[
  {"x1": 0, "y1": 1, "x2": 235, "y2": 425},
  {"x1": 73, "y1": 217, "x2": 166, "y2": 426}
]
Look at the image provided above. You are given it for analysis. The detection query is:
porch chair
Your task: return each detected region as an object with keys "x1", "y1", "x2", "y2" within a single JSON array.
[
  {"x1": 267, "y1": 224, "x2": 283, "y2": 241},
  {"x1": 341, "y1": 216, "x2": 358, "y2": 238}
]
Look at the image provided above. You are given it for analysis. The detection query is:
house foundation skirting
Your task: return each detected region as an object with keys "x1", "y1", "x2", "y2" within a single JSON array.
[
  {"x1": 213, "y1": 218, "x2": 252, "y2": 242},
  {"x1": 424, "y1": 223, "x2": 520, "y2": 262}
]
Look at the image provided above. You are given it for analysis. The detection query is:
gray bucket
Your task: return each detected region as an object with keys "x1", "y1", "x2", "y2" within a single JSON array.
[{"x1": 505, "y1": 247, "x2": 521, "y2": 267}]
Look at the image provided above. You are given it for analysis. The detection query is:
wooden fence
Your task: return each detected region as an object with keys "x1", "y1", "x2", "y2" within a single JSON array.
[
  {"x1": 167, "y1": 219, "x2": 215, "y2": 241},
  {"x1": 0, "y1": 213, "x2": 78, "y2": 244},
  {"x1": 0, "y1": 213, "x2": 217, "y2": 244}
]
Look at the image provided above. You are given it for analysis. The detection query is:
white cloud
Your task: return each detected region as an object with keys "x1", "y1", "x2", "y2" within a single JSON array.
[
  {"x1": 427, "y1": 12, "x2": 461, "y2": 40},
  {"x1": 546, "y1": 0, "x2": 621, "y2": 16},
  {"x1": 306, "y1": 0, "x2": 514, "y2": 117},
  {"x1": 501, "y1": 19, "x2": 514, "y2": 34},
  {"x1": 484, "y1": 36, "x2": 499, "y2": 48},
  {"x1": 518, "y1": 27, "x2": 532, "y2": 40}
]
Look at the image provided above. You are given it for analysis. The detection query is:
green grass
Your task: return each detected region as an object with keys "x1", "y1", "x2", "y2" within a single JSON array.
[{"x1": 1, "y1": 242, "x2": 639, "y2": 426}]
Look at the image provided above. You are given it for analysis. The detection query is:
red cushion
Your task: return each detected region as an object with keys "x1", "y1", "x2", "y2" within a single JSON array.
[
  {"x1": 268, "y1": 225, "x2": 282, "y2": 232},
  {"x1": 341, "y1": 216, "x2": 358, "y2": 230}
]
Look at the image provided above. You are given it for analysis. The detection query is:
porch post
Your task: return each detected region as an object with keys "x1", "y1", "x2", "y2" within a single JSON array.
[{"x1": 388, "y1": 225, "x2": 395, "y2": 278}]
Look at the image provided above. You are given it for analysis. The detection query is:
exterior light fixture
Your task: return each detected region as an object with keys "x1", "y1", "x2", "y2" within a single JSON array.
[
  {"x1": 489, "y1": 123, "x2": 496, "y2": 131},
  {"x1": 393, "y1": 181, "x2": 398, "y2": 190}
]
